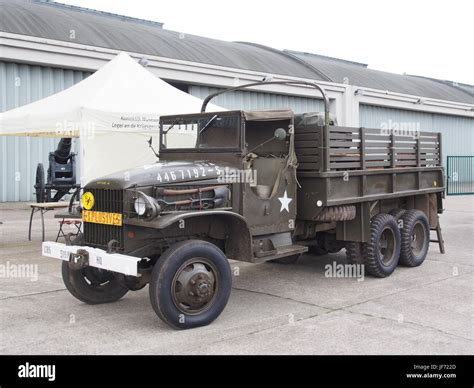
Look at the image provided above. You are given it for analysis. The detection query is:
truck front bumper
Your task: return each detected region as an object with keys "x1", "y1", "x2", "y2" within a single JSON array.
[{"x1": 42, "y1": 241, "x2": 141, "y2": 277}]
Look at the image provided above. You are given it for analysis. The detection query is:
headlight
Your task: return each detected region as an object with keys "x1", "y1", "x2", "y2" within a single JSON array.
[
  {"x1": 134, "y1": 196, "x2": 147, "y2": 215},
  {"x1": 133, "y1": 192, "x2": 161, "y2": 220}
]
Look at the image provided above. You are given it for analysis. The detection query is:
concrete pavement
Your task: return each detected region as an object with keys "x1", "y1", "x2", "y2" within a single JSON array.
[{"x1": 0, "y1": 196, "x2": 472, "y2": 354}]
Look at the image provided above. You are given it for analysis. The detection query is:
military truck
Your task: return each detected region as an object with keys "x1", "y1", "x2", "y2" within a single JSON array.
[{"x1": 42, "y1": 81, "x2": 445, "y2": 329}]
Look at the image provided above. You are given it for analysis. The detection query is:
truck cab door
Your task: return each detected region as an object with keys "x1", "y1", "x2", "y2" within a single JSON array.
[{"x1": 241, "y1": 119, "x2": 297, "y2": 236}]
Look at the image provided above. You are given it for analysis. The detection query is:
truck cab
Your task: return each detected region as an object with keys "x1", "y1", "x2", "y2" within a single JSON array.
[{"x1": 159, "y1": 109, "x2": 303, "y2": 255}]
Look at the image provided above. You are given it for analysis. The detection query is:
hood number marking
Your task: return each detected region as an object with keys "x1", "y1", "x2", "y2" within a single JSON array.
[{"x1": 157, "y1": 167, "x2": 216, "y2": 183}]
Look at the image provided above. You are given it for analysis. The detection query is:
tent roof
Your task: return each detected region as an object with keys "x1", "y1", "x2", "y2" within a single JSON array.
[{"x1": 0, "y1": 52, "x2": 220, "y2": 137}]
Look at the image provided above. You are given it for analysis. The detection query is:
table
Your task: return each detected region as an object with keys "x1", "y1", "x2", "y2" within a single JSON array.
[{"x1": 28, "y1": 202, "x2": 70, "y2": 242}]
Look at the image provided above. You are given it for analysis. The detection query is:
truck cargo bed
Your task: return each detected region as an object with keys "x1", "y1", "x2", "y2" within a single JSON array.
[{"x1": 294, "y1": 120, "x2": 444, "y2": 218}]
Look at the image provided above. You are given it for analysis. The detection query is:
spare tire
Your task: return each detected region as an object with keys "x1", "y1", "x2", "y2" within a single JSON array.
[{"x1": 314, "y1": 205, "x2": 356, "y2": 222}]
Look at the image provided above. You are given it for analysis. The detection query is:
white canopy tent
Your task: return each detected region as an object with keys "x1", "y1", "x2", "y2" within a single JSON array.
[{"x1": 0, "y1": 52, "x2": 222, "y2": 184}]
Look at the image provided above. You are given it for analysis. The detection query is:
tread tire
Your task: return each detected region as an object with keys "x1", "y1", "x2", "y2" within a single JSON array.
[
  {"x1": 363, "y1": 213, "x2": 401, "y2": 278},
  {"x1": 149, "y1": 240, "x2": 232, "y2": 330},
  {"x1": 399, "y1": 210, "x2": 430, "y2": 267},
  {"x1": 345, "y1": 241, "x2": 366, "y2": 265},
  {"x1": 61, "y1": 262, "x2": 128, "y2": 304}
]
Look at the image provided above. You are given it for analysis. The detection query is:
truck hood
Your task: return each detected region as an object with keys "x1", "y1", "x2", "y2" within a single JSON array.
[{"x1": 85, "y1": 161, "x2": 233, "y2": 189}]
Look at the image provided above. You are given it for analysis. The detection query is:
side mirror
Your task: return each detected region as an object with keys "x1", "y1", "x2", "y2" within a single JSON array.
[
  {"x1": 147, "y1": 136, "x2": 159, "y2": 159},
  {"x1": 274, "y1": 127, "x2": 287, "y2": 141}
]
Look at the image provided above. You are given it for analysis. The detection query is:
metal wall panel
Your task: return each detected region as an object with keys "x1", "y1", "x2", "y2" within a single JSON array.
[
  {"x1": 0, "y1": 62, "x2": 91, "y2": 202},
  {"x1": 189, "y1": 85, "x2": 324, "y2": 113},
  {"x1": 2, "y1": 70, "x2": 472, "y2": 202},
  {"x1": 359, "y1": 104, "x2": 474, "y2": 167},
  {"x1": 446, "y1": 156, "x2": 474, "y2": 195}
]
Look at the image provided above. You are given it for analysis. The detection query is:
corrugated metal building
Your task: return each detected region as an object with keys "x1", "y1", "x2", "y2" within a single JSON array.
[
  {"x1": 0, "y1": 62, "x2": 91, "y2": 201},
  {"x1": 1, "y1": 0, "x2": 473, "y2": 201}
]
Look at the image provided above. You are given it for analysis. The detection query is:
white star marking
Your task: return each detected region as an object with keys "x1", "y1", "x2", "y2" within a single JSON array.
[{"x1": 278, "y1": 190, "x2": 292, "y2": 213}]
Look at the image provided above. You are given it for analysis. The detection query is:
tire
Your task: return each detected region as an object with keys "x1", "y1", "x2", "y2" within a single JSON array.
[
  {"x1": 269, "y1": 254, "x2": 300, "y2": 264},
  {"x1": 363, "y1": 213, "x2": 401, "y2": 278},
  {"x1": 35, "y1": 163, "x2": 45, "y2": 203},
  {"x1": 61, "y1": 261, "x2": 128, "y2": 304},
  {"x1": 149, "y1": 240, "x2": 232, "y2": 330},
  {"x1": 314, "y1": 205, "x2": 356, "y2": 222},
  {"x1": 345, "y1": 241, "x2": 366, "y2": 265},
  {"x1": 399, "y1": 210, "x2": 430, "y2": 267},
  {"x1": 389, "y1": 208, "x2": 406, "y2": 220}
]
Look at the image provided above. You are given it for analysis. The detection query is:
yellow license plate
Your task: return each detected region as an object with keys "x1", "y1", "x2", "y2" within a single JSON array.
[{"x1": 82, "y1": 210, "x2": 122, "y2": 226}]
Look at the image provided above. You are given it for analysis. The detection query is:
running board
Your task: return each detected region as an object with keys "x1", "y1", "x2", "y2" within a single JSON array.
[{"x1": 252, "y1": 244, "x2": 308, "y2": 264}]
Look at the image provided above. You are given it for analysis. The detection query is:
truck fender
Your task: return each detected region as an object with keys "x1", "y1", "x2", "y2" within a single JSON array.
[{"x1": 125, "y1": 210, "x2": 253, "y2": 262}]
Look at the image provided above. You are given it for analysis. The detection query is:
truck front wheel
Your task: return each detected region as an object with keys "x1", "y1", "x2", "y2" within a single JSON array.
[
  {"x1": 61, "y1": 262, "x2": 128, "y2": 304},
  {"x1": 149, "y1": 240, "x2": 232, "y2": 330},
  {"x1": 363, "y1": 214, "x2": 401, "y2": 278}
]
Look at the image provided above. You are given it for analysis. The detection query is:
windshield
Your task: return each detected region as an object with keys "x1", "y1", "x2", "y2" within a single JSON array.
[{"x1": 160, "y1": 114, "x2": 240, "y2": 151}]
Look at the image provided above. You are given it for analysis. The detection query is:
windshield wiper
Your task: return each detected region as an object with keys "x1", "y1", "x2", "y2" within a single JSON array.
[
  {"x1": 199, "y1": 115, "x2": 218, "y2": 135},
  {"x1": 162, "y1": 119, "x2": 181, "y2": 135}
]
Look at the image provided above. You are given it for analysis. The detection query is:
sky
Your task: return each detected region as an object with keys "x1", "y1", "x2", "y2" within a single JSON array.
[{"x1": 59, "y1": 0, "x2": 474, "y2": 85}]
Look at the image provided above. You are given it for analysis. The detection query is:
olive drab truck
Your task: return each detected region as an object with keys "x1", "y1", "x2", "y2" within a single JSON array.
[{"x1": 42, "y1": 81, "x2": 445, "y2": 329}]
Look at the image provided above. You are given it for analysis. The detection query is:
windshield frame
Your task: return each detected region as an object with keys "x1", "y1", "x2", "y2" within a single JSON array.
[{"x1": 159, "y1": 111, "x2": 243, "y2": 153}]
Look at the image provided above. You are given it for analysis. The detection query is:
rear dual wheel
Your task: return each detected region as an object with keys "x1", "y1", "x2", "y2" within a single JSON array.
[
  {"x1": 345, "y1": 215, "x2": 400, "y2": 272},
  {"x1": 346, "y1": 209, "x2": 430, "y2": 278},
  {"x1": 388, "y1": 209, "x2": 430, "y2": 267},
  {"x1": 389, "y1": 208, "x2": 406, "y2": 220},
  {"x1": 399, "y1": 210, "x2": 430, "y2": 267},
  {"x1": 364, "y1": 214, "x2": 401, "y2": 278},
  {"x1": 345, "y1": 241, "x2": 365, "y2": 265}
]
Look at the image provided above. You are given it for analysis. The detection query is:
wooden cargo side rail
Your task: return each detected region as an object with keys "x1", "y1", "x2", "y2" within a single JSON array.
[
  {"x1": 327, "y1": 126, "x2": 442, "y2": 171},
  {"x1": 294, "y1": 125, "x2": 442, "y2": 174},
  {"x1": 294, "y1": 123, "x2": 323, "y2": 171},
  {"x1": 295, "y1": 125, "x2": 444, "y2": 208}
]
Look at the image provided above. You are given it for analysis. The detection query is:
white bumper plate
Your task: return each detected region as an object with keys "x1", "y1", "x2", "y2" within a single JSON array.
[{"x1": 42, "y1": 241, "x2": 141, "y2": 276}]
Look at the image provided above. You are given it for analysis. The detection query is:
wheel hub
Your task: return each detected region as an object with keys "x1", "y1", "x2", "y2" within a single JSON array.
[
  {"x1": 379, "y1": 227, "x2": 396, "y2": 266},
  {"x1": 172, "y1": 260, "x2": 217, "y2": 314},
  {"x1": 411, "y1": 221, "x2": 426, "y2": 256}
]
